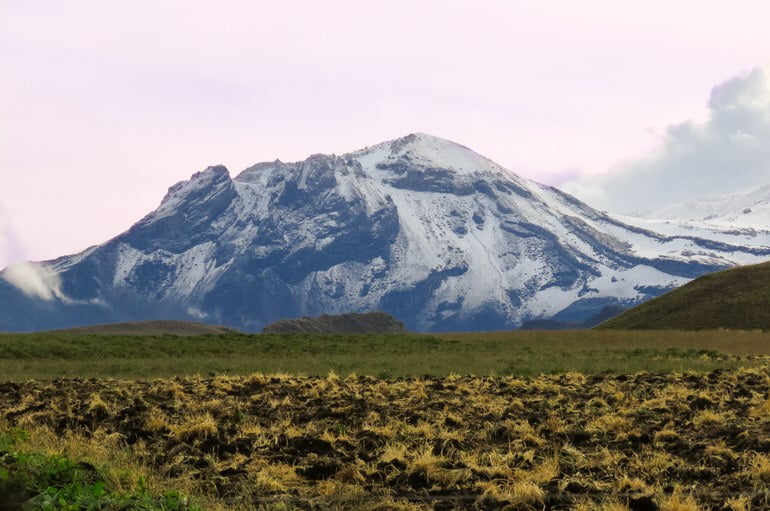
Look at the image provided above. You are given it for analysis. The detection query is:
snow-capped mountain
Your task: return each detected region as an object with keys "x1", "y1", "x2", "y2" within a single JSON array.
[
  {"x1": 3, "y1": 133, "x2": 770, "y2": 332},
  {"x1": 633, "y1": 185, "x2": 770, "y2": 228},
  {"x1": 618, "y1": 185, "x2": 770, "y2": 253}
]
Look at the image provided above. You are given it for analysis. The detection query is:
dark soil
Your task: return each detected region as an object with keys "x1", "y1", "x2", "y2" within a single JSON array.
[{"x1": 3, "y1": 369, "x2": 770, "y2": 509}]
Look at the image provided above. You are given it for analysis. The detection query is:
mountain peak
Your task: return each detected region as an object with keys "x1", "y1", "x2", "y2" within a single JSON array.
[
  {"x1": 201, "y1": 164, "x2": 229, "y2": 176},
  {"x1": 391, "y1": 132, "x2": 456, "y2": 147},
  {"x1": 234, "y1": 134, "x2": 513, "y2": 184},
  {"x1": 388, "y1": 132, "x2": 480, "y2": 160},
  {"x1": 160, "y1": 165, "x2": 231, "y2": 205},
  {"x1": 349, "y1": 133, "x2": 510, "y2": 179}
]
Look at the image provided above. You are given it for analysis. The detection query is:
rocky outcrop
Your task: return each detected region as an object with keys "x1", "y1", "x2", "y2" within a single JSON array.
[{"x1": 262, "y1": 312, "x2": 406, "y2": 334}]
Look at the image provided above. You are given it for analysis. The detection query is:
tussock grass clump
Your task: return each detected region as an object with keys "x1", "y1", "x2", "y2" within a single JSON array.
[
  {"x1": 172, "y1": 413, "x2": 218, "y2": 442},
  {"x1": 660, "y1": 491, "x2": 701, "y2": 511}
]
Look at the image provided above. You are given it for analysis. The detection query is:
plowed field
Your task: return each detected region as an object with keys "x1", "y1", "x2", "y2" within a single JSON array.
[{"x1": 4, "y1": 368, "x2": 770, "y2": 510}]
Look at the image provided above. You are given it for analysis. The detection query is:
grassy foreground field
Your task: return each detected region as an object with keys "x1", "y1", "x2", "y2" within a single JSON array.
[
  {"x1": 5, "y1": 369, "x2": 770, "y2": 509},
  {"x1": 4, "y1": 330, "x2": 770, "y2": 509},
  {"x1": 2, "y1": 329, "x2": 770, "y2": 380}
]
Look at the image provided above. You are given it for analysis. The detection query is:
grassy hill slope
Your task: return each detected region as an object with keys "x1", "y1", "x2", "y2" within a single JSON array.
[{"x1": 598, "y1": 260, "x2": 770, "y2": 330}]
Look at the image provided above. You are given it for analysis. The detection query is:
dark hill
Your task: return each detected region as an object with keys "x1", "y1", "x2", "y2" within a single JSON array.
[
  {"x1": 262, "y1": 312, "x2": 405, "y2": 334},
  {"x1": 597, "y1": 260, "x2": 770, "y2": 330},
  {"x1": 48, "y1": 320, "x2": 237, "y2": 336}
]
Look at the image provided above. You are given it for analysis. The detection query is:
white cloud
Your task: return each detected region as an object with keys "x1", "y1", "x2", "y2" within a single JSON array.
[
  {"x1": 187, "y1": 307, "x2": 208, "y2": 320},
  {"x1": 2, "y1": 262, "x2": 69, "y2": 302},
  {"x1": 0, "y1": 206, "x2": 71, "y2": 302},
  {"x1": 562, "y1": 66, "x2": 770, "y2": 214}
]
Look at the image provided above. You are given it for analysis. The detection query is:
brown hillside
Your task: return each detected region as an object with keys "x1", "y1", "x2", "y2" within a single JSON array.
[{"x1": 49, "y1": 320, "x2": 237, "y2": 336}]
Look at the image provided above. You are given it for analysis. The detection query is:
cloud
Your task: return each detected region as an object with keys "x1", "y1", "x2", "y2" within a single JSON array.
[
  {"x1": 2, "y1": 262, "x2": 69, "y2": 302},
  {"x1": 187, "y1": 307, "x2": 208, "y2": 320},
  {"x1": 0, "y1": 205, "x2": 70, "y2": 302},
  {"x1": 561, "y1": 66, "x2": 770, "y2": 214}
]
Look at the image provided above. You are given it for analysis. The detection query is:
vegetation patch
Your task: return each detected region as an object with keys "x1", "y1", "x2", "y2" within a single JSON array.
[
  {"x1": 0, "y1": 428, "x2": 198, "y2": 510},
  {"x1": 1, "y1": 330, "x2": 770, "y2": 380},
  {"x1": 3, "y1": 368, "x2": 770, "y2": 509}
]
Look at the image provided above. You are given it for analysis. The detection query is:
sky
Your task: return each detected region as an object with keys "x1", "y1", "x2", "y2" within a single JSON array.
[
  {"x1": 562, "y1": 65, "x2": 770, "y2": 214},
  {"x1": 2, "y1": 1, "x2": 770, "y2": 269}
]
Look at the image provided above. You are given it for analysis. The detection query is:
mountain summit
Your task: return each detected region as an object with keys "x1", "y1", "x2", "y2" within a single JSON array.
[{"x1": 2, "y1": 133, "x2": 770, "y2": 332}]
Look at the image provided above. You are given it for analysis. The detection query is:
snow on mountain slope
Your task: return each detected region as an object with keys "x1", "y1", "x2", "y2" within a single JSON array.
[
  {"x1": 618, "y1": 184, "x2": 770, "y2": 258},
  {"x1": 635, "y1": 184, "x2": 770, "y2": 228},
  {"x1": 3, "y1": 133, "x2": 770, "y2": 332},
  {"x1": 617, "y1": 215, "x2": 770, "y2": 250}
]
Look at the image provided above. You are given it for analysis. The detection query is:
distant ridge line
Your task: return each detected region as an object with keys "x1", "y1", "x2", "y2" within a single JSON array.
[{"x1": 46, "y1": 320, "x2": 238, "y2": 336}]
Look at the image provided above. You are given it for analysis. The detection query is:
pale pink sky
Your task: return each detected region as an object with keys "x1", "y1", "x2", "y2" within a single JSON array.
[{"x1": 2, "y1": 1, "x2": 770, "y2": 268}]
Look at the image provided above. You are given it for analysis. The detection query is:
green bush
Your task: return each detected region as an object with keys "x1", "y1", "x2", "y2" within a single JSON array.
[{"x1": 0, "y1": 430, "x2": 199, "y2": 511}]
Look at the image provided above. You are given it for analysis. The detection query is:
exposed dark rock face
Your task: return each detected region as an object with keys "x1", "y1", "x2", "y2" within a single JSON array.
[{"x1": 262, "y1": 312, "x2": 406, "y2": 334}]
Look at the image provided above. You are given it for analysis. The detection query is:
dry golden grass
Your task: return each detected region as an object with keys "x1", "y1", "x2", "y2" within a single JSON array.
[
  {"x1": 171, "y1": 412, "x2": 218, "y2": 441},
  {"x1": 660, "y1": 491, "x2": 701, "y2": 511},
  {"x1": 3, "y1": 367, "x2": 770, "y2": 508},
  {"x1": 692, "y1": 409, "x2": 726, "y2": 428}
]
